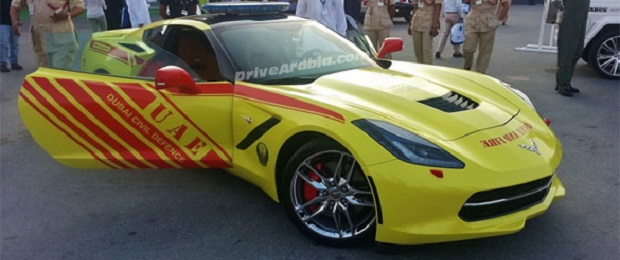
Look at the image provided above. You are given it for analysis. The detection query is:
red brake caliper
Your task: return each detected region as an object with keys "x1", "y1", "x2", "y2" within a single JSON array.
[{"x1": 303, "y1": 163, "x2": 322, "y2": 211}]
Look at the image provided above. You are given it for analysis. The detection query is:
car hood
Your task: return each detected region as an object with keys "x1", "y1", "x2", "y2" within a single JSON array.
[{"x1": 291, "y1": 63, "x2": 521, "y2": 141}]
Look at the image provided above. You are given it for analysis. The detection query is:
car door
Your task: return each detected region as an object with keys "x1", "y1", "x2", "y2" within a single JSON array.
[{"x1": 18, "y1": 67, "x2": 234, "y2": 170}]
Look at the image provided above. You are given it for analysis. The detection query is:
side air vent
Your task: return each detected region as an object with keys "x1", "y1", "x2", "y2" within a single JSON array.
[
  {"x1": 419, "y1": 91, "x2": 479, "y2": 112},
  {"x1": 119, "y1": 43, "x2": 145, "y2": 53}
]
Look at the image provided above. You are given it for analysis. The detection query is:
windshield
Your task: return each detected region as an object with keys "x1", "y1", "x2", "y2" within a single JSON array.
[{"x1": 213, "y1": 20, "x2": 377, "y2": 84}]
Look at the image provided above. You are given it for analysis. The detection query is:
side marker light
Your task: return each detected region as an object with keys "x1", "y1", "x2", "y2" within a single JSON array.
[{"x1": 430, "y1": 169, "x2": 444, "y2": 178}]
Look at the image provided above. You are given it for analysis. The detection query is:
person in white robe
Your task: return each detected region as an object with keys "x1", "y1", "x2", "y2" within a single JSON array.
[{"x1": 127, "y1": 0, "x2": 152, "y2": 28}]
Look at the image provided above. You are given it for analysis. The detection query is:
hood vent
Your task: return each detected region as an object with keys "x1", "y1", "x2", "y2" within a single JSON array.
[{"x1": 419, "y1": 91, "x2": 479, "y2": 112}]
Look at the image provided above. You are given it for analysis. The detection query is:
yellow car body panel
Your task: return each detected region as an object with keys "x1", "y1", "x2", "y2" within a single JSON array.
[
  {"x1": 366, "y1": 115, "x2": 564, "y2": 244},
  {"x1": 374, "y1": 175, "x2": 564, "y2": 244},
  {"x1": 19, "y1": 68, "x2": 234, "y2": 169}
]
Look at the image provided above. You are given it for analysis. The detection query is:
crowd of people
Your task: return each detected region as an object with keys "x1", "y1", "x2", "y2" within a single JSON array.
[
  {"x1": 297, "y1": 0, "x2": 509, "y2": 72},
  {"x1": 292, "y1": 0, "x2": 587, "y2": 97},
  {"x1": 3, "y1": 0, "x2": 203, "y2": 72},
  {"x1": 1, "y1": 0, "x2": 589, "y2": 96}
]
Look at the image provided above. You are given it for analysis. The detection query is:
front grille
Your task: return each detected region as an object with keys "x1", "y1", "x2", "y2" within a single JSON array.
[
  {"x1": 419, "y1": 91, "x2": 478, "y2": 112},
  {"x1": 459, "y1": 175, "x2": 553, "y2": 222}
]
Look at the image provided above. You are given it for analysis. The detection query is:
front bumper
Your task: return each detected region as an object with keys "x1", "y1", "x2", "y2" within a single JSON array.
[{"x1": 364, "y1": 158, "x2": 564, "y2": 245}]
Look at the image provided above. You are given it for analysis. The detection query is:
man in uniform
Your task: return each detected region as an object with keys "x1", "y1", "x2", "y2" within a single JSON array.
[
  {"x1": 10, "y1": 0, "x2": 84, "y2": 70},
  {"x1": 555, "y1": 0, "x2": 590, "y2": 97},
  {"x1": 462, "y1": 0, "x2": 508, "y2": 74},
  {"x1": 363, "y1": 0, "x2": 395, "y2": 57},
  {"x1": 408, "y1": 0, "x2": 443, "y2": 65}
]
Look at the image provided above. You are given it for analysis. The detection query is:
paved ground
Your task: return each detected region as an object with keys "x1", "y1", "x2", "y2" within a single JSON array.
[{"x1": 1, "y1": 3, "x2": 618, "y2": 260}]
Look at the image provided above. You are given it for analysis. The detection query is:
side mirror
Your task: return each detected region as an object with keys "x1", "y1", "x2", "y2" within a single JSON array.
[
  {"x1": 376, "y1": 37, "x2": 404, "y2": 59},
  {"x1": 155, "y1": 66, "x2": 199, "y2": 94}
]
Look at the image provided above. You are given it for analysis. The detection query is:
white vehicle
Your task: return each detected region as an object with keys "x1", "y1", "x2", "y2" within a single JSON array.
[{"x1": 583, "y1": 0, "x2": 620, "y2": 79}]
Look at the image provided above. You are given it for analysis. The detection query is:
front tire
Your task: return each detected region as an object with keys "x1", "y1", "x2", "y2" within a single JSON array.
[
  {"x1": 588, "y1": 30, "x2": 620, "y2": 79},
  {"x1": 279, "y1": 138, "x2": 376, "y2": 247}
]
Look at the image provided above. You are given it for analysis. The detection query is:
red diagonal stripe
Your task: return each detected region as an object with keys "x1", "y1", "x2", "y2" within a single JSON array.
[
  {"x1": 57, "y1": 79, "x2": 176, "y2": 168},
  {"x1": 195, "y1": 83, "x2": 234, "y2": 95},
  {"x1": 116, "y1": 82, "x2": 231, "y2": 165},
  {"x1": 235, "y1": 84, "x2": 344, "y2": 123},
  {"x1": 20, "y1": 92, "x2": 117, "y2": 168},
  {"x1": 162, "y1": 82, "x2": 234, "y2": 95},
  {"x1": 152, "y1": 83, "x2": 232, "y2": 164},
  {"x1": 113, "y1": 82, "x2": 157, "y2": 110},
  {"x1": 33, "y1": 77, "x2": 147, "y2": 168},
  {"x1": 24, "y1": 79, "x2": 130, "y2": 168},
  {"x1": 85, "y1": 81, "x2": 204, "y2": 168},
  {"x1": 201, "y1": 149, "x2": 231, "y2": 168}
]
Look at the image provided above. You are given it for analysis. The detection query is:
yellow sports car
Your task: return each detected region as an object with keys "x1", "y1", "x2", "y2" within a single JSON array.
[{"x1": 18, "y1": 3, "x2": 564, "y2": 247}]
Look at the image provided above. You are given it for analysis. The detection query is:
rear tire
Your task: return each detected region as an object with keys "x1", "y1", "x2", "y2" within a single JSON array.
[{"x1": 279, "y1": 138, "x2": 376, "y2": 247}]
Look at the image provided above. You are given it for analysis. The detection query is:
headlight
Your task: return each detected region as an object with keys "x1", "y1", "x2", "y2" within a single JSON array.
[
  {"x1": 352, "y1": 119, "x2": 464, "y2": 168},
  {"x1": 500, "y1": 81, "x2": 536, "y2": 110}
]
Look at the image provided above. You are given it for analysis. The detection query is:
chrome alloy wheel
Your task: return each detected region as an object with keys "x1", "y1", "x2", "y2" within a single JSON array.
[
  {"x1": 596, "y1": 35, "x2": 620, "y2": 78},
  {"x1": 289, "y1": 150, "x2": 375, "y2": 240},
  {"x1": 590, "y1": 32, "x2": 620, "y2": 79}
]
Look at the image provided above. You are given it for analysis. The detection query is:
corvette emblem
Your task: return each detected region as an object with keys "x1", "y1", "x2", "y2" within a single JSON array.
[{"x1": 519, "y1": 139, "x2": 540, "y2": 155}]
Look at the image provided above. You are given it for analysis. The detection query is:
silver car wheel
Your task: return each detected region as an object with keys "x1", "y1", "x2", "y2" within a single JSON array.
[
  {"x1": 289, "y1": 150, "x2": 375, "y2": 240},
  {"x1": 590, "y1": 31, "x2": 620, "y2": 79}
]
